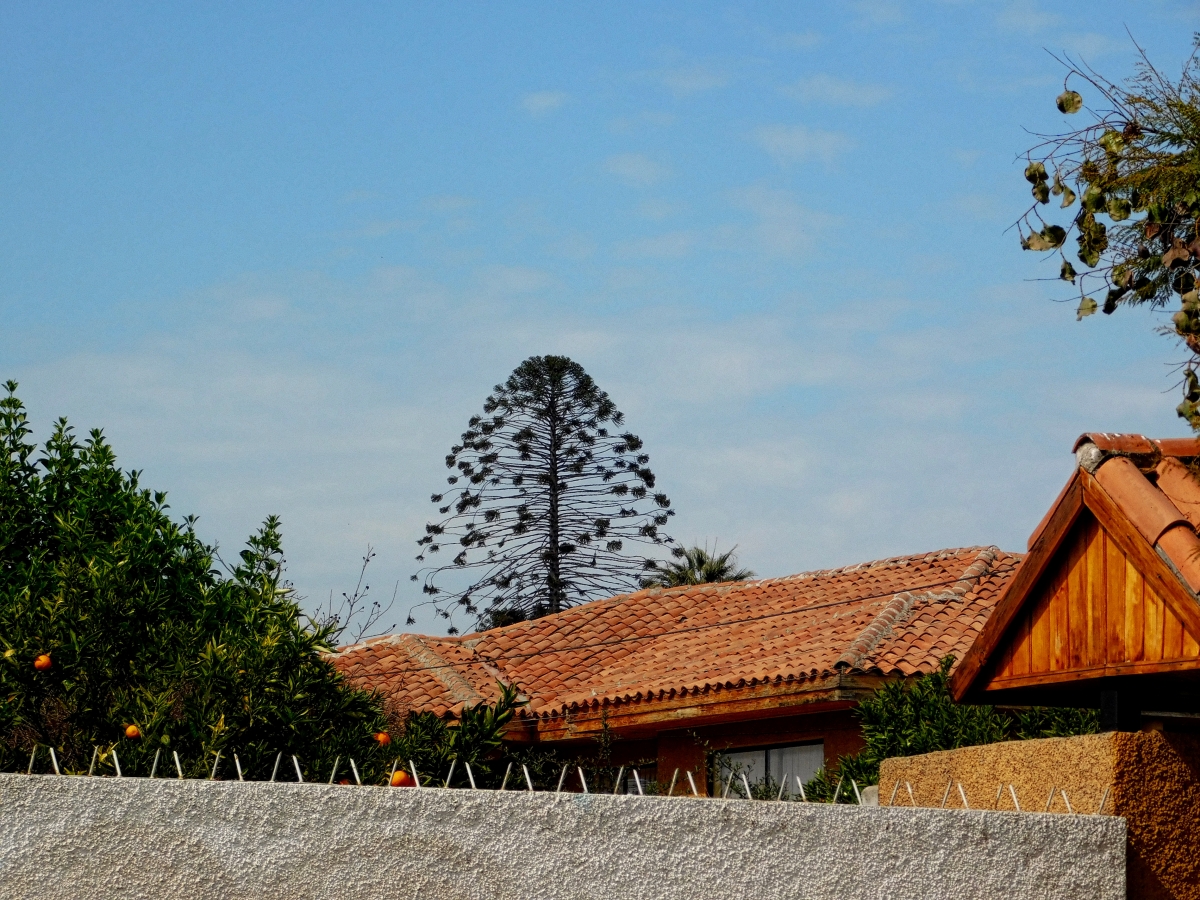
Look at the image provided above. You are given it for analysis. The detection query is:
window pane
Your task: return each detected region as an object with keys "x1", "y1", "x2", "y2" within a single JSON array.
[
  {"x1": 720, "y1": 749, "x2": 765, "y2": 797},
  {"x1": 768, "y1": 743, "x2": 824, "y2": 790}
]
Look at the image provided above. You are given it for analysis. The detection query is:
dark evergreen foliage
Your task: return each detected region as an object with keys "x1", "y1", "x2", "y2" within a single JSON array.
[
  {"x1": 645, "y1": 544, "x2": 754, "y2": 587},
  {"x1": 412, "y1": 356, "x2": 679, "y2": 633}
]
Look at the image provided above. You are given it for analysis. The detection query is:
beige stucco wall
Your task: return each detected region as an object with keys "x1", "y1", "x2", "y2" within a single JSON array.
[{"x1": 880, "y1": 731, "x2": 1200, "y2": 900}]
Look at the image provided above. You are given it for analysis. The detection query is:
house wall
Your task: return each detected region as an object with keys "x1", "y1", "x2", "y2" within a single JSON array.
[
  {"x1": 880, "y1": 731, "x2": 1200, "y2": 900},
  {"x1": 0, "y1": 773, "x2": 1125, "y2": 900}
]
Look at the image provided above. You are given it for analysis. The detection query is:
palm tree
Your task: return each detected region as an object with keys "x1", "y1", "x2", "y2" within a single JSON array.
[{"x1": 645, "y1": 545, "x2": 754, "y2": 588}]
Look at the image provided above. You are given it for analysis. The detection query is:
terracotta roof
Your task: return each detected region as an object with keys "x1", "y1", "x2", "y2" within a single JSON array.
[
  {"x1": 332, "y1": 546, "x2": 1020, "y2": 725},
  {"x1": 1074, "y1": 433, "x2": 1200, "y2": 592}
]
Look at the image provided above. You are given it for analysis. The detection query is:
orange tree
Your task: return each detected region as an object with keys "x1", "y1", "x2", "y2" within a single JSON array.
[{"x1": 0, "y1": 381, "x2": 390, "y2": 779}]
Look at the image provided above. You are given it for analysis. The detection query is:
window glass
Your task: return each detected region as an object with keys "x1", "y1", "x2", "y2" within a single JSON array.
[{"x1": 717, "y1": 742, "x2": 824, "y2": 798}]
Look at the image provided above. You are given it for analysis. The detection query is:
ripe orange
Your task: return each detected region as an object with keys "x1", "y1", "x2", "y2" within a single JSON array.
[
  {"x1": 374, "y1": 731, "x2": 391, "y2": 746},
  {"x1": 125, "y1": 724, "x2": 141, "y2": 740},
  {"x1": 390, "y1": 769, "x2": 414, "y2": 787},
  {"x1": 34, "y1": 654, "x2": 52, "y2": 671}
]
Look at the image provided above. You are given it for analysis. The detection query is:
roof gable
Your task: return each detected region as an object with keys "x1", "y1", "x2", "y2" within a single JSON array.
[{"x1": 952, "y1": 435, "x2": 1200, "y2": 705}]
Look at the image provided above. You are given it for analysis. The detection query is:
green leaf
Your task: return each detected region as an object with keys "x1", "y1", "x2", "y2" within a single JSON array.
[
  {"x1": 1060, "y1": 260, "x2": 1077, "y2": 283},
  {"x1": 1098, "y1": 130, "x2": 1124, "y2": 156},
  {"x1": 1060, "y1": 185, "x2": 1076, "y2": 208},
  {"x1": 1032, "y1": 181, "x2": 1050, "y2": 204},
  {"x1": 1106, "y1": 197, "x2": 1132, "y2": 221},
  {"x1": 1024, "y1": 161, "x2": 1048, "y2": 184},
  {"x1": 1081, "y1": 185, "x2": 1106, "y2": 213},
  {"x1": 1056, "y1": 90, "x2": 1083, "y2": 114},
  {"x1": 1076, "y1": 297, "x2": 1098, "y2": 320}
]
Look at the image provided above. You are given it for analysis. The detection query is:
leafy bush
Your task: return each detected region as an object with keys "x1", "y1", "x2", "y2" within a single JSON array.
[
  {"x1": 802, "y1": 657, "x2": 1099, "y2": 801},
  {"x1": 0, "y1": 382, "x2": 390, "y2": 779}
]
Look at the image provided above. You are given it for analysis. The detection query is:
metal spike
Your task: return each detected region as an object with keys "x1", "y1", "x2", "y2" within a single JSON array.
[
  {"x1": 88, "y1": 747, "x2": 98, "y2": 777},
  {"x1": 234, "y1": 754, "x2": 244, "y2": 782},
  {"x1": 905, "y1": 781, "x2": 916, "y2": 807},
  {"x1": 112, "y1": 749, "x2": 122, "y2": 778},
  {"x1": 993, "y1": 784, "x2": 1003, "y2": 809},
  {"x1": 888, "y1": 780, "x2": 900, "y2": 806},
  {"x1": 832, "y1": 775, "x2": 844, "y2": 804},
  {"x1": 389, "y1": 759, "x2": 398, "y2": 786},
  {"x1": 940, "y1": 780, "x2": 952, "y2": 809},
  {"x1": 555, "y1": 764, "x2": 568, "y2": 793},
  {"x1": 722, "y1": 774, "x2": 733, "y2": 799},
  {"x1": 269, "y1": 753, "x2": 281, "y2": 782},
  {"x1": 1096, "y1": 786, "x2": 1110, "y2": 815},
  {"x1": 1061, "y1": 789, "x2": 1074, "y2": 815},
  {"x1": 852, "y1": 779, "x2": 863, "y2": 804},
  {"x1": 523, "y1": 764, "x2": 534, "y2": 791},
  {"x1": 209, "y1": 751, "x2": 222, "y2": 781},
  {"x1": 668, "y1": 768, "x2": 680, "y2": 797},
  {"x1": 957, "y1": 782, "x2": 970, "y2": 809},
  {"x1": 1009, "y1": 784, "x2": 1021, "y2": 812},
  {"x1": 27, "y1": 745, "x2": 36, "y2": 775},
  {"x1": 577, "y1": 767, "x2": 587, "y2": 793},
  {"x1": 49, "y1": 747, "x2": 61, "y2": 776},
  {"x1": 350, "y1": 758, "x2": 362, "y2": 785},
  {"x1": 500, "y1": 762, "x2": 512, "y2": 791},
  {"x1": 150, "y1": 749, "x2": 161, "y2": 779},
  {"x1": 174, "y1": 751, "x2": 183, "y2": 779},
  {"x1": 612, "y1": 766, "x2": 624, "y2": 795},
  {"x1": 409, "y1": 760, "x2": 421, "y2": 788},
  {"x1": 328, "y1": 756, "x2": 340, "y2": 784},
  {"x1": 632, "y1": 769, "x2": 644, "y2": 796},
  {"x1": 445, "y1": 759, "x2": 457, "y2": 789},
  {"x1": 1044, "y1": 785, "x2": 1057, "y2": 812},
  {"x1": 740, "y1": 772, "x2": 752, "y2": 800},
  {"x1": 688, "y1": 771, "x2": 700, "y2": 797},
  {"x1": 291, "y1": 755, "x2": 303, "y2": 782},
  {"x1": 796, "y1": 775, "x2": 807, "y2": 802},
  {"x1": 466, "y1": 762, "x2": 478, "y2": 790}
]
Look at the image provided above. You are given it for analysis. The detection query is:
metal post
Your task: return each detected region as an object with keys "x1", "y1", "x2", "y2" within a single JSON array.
[
  {"x1": 1044, "y1": 785, "x2": 1057, "y2": 812},
  {"x1": 993, "y1": 784, "x2": 1003, "y2": 809},
  {"x1": 905, "y1": 781, "x2": 915, "y2": 807},
  {"x1": 409, "y1": 760, "x2": 421, "y2": 788},
  {"x1": 740, "y1": 772, "x2": 752, "y2": 800},
  {"x1": 210, "y1": 751, "x2": 222, "y2": 780},
  {"x1": 269, "y1": 753, "x2": 282, "y2": 782},
  {"x1": 174, "y1": 751, "x2": 184, "y2": 779},
  {"x1": 555, "y1": 764, "x2": 568, "y2": 793},
  {"x1": 328, "y1": 756, "x2": 340, "y2": 784},
  {"x1": 668, "y1": 768, "x2": 679, "y2": 797},
  {"x1": 150, "y1": 749, "x2": 161, "y2": 779},
  {"x1": 612, "y1": 766, "x2": 624, "y2": 795},
  {"x1": 1096, "y1": 786, "x2": 1110, "y2": 815},
  {"x1": 939, "y1": 780, "x2": 952, "y2": 809},
  {"x1": 632, "y1": 769, "x2": 644, "y2": 796},
  {"x1": 1009, "y1": 784, "x2": 1021, "y2": 812},
  {"x1": 112, "y1": 749, "x2": 122, "y2": 778},
  {"x1": 888, "y1": 780, "x2": 900, "y2": 806},
  {"x1": 776, "y1": 777, "x2": 786, "y2": 801},
  {"x1": 500, "y1": 762, "x2": 512, "y2": 791},
  {"x1": 466, "y1": 762, "x2": 478, "y2": 790},
  {"x1": 852, "y1": 779, "x2": 863, "y2": 804},
  {"x1": 445, "y1": 759, "x2": 457, "y2": 789},
  {"x1": 1061, "y1": 789, "x2": 1074, "y2": 815},
  {"x1": 832, "y1": 775, "x2": 844, "y2": 805},
  {"x1": 687, "y1": 771, "x2": 700, "y2": 797},
  {"x1": 350, "y1": 759, "x2": 362, "y2": 786},
  {"x1": 722, "y1": 775, "x2": 733, "y2": 799},
  {"x1": 27, "y1": 745, "x2": 36, "y2": 775},
  {"x1": 292, "y1": 755, "x2": 304, "y2": 783},
  {"x1": 796, "y1": 775, "x2": 807, "y2": 802},
  {"x1": 577, "y1": 767, "x2": 588, "y2": 793},
  {"x1": 523, "y1": 764, "x2": 534, "y2": 792},
  {"x1": 49, "y1": 748, "x2": 61, "y2": 776},
  {"x1": 89, "y1": 747, "x2": 98, "y2": 777},
  {"x1": 389, "y1": 759, "x2": 399, "y2": 786},
  {"x1": 957, "y1": 783, "x2": 970, "y2": 810},
  {"x1": 235, "y1": 754, "x2": 244, "y2": 782}
]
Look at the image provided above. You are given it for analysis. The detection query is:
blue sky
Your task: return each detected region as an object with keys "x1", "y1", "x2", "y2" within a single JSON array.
[{"x1": 3, "y1": 1, "x2": 1196, "y2": 634}]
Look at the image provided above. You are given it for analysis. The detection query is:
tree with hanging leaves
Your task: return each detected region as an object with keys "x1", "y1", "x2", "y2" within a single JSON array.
[
  {"x1": 1015, "y1": 37, "x2": 1200, "y2": 427},
  {"x1": 644, "y1": 544, "x2": 754, "y2": 588},
  {"x1": 411, "y1": 356, "x2": 680, "y2": 634}
]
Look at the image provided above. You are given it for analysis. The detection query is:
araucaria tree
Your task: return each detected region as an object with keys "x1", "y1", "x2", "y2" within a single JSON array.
[
  {"x1": 1014, "y1": 38, "x2": 1200, "y2": 426},
  {"x1": 412, "y1": 356, "x2": 679, "y2": 633}
]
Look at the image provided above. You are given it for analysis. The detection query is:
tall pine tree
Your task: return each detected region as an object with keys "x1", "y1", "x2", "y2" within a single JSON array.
[{"x1": 412, "y1": 356, "x2": 679, "y2": 633}]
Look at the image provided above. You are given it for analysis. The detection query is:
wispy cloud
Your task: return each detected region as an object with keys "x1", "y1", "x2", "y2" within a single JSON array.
[
  {"x1": 753, "y1": 125, "x2": 853, "y2": 167},
  {"x1": 654, "y1": 65, "x2": 730, "y2": 97},
  {"x1": 769, "y1": 30, "x2": 821, "y2": 50},
  {"x1": 522, "y1": 91, "x2": 569, "y2": 116},
  {"x1": 615, "y1": 231, "x2": 694, "y2": 259},
  {"x1": 351, "y1": 220, "x2": 417, "y2": 239},
  {"x1": 604, "y1": 153, "x2": 671, "y2": 186},
  {"x1": 726, "y1": 185, "x2": 835, "y2": 258},
  {"x1": 780, "y1": 74, "x2": 894, "y2": 107},
  {"x1": 994, "y1": 0, "x2": 1062, "y2": 34}
]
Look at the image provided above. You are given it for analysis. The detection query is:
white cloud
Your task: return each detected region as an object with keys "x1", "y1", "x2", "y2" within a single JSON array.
[
  {"x1": 522, "y1": 91, "x2": 569, "y2": 116},
  {"x1": 769, "y1": 30, "x2": 822, "y2": 50},
  {"x1": 656, "y1": 65, "x2": 729, "y2": 97},
  {"x1": 725, "y1": 185, "x2": 836, "y2": 258},
  {"x1": 995, "y1": 0, "x2": 1062, "y2": 34},
  {"x1": 351, "y1": 220, "x2": 418, "y2": 239},
  {"x1": 604, "y1": 153, "x2": 671, "y2": 186},
  {"x1": 780, "y1": 74, "x2": 894, "y2": 107},
  {"x1": 615, "y1": 231, "x2": 694, "y2": 259},
  {"x1": 637, "y1": 198, "x2": 685, "y2": 221},
  {"x1": 752, "y1": 125, "x2": 853, "y2": 167}
]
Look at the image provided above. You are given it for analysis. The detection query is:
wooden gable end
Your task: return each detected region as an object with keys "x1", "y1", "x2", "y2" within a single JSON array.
[{"x1": 983, "y1": 508, "x2": 1200, "y2": 692}]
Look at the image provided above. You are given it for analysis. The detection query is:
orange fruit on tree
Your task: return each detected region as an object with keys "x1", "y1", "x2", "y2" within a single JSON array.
[
  {"x1": 390, "y1": 769, "x2": 414, "y2": 787},
  {"x1": 125, "y1": 724, "x2": 141, "y2": 740},
  {"x1": 33, "y1": 654, "x2": 52, "y2": 671},
  {"x1": 374, "y1": 731, "x2": 391, "y2": 746}
]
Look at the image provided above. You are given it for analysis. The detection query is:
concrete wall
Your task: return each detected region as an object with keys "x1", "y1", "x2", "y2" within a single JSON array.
[
  {"x1": 0, "y1": 773, "x2": 1123, "y2": 900},
  {"x1": 880, "y1": 732, "x2": 1200, "y2": 900}
]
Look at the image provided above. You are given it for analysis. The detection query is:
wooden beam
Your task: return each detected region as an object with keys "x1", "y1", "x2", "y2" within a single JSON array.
[
  {"x1": 951, "y1": 472, "x2": 1083, "y2": 700},
  {"x1": 1082, "y1": 472, "x2": 1200, "y2": 642},
  {"x1": 985, "y1": 656, "x2": 1200, "y2": 689}
]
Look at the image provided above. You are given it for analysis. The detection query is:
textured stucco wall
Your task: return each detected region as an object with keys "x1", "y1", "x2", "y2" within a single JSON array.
[
  {"x1": 880, "y1": 732, "x2": 1200, "y2": 900},
  {"x1": 0, "y1": 773, "x2": 1124, "y2": 900}
]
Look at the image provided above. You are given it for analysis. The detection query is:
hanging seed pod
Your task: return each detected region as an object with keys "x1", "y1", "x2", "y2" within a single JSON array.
[{"x1": 1056, "y1": 90, "x2": 1083, "y2": 114}]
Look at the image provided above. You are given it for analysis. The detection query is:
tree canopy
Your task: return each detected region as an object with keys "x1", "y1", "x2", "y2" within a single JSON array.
[
  {"x1": 0, "y1": 382, "x2": 391, "y2": 779},
  {"x1": 1015, "y1": 38, "x2": 1200, "y2": 426},
  {"x1": 412, "y1": 356, "x2": 679, "y2": 633},
  {"x1": 645, "y1": 544, "x2": 754, "y2": 588}
]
